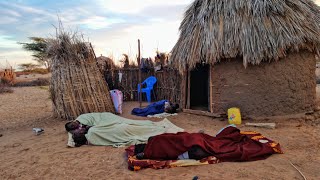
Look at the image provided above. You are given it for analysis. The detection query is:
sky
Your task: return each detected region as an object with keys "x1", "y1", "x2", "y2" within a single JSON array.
[
  {"x1": 0, "y1": 0, "x2": 193, "y2": 68},
  {"x1": 0, "y1": 0, "x2": 319, "y2": 68}
]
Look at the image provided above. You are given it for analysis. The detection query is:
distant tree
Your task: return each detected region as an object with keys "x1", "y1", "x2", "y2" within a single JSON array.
[
  {"x1": 18, "y1": 63, "x2": 40, "y2": 71},
  {"x1": 19, "y1": 37, "x2": 51, "y2": 71}
]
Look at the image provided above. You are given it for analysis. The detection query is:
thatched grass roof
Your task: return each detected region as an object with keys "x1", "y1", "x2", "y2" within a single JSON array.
[
  {"x1": 170, "y1": 0, "x2": 320, "y2": 72},
  {"x1": 97, "y1": 55, "x2": 115, "y2": 67}
]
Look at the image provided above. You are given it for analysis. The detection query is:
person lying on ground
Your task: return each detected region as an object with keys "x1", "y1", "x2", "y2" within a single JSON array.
[
  {"x1": 131, "y1": 100, "x2": 179, "y2": 117},
  {"x1": 65, "y1": 112, "x2": 184, "y2": 147},
  {"x1": 65, "y1": 120, "x2": 91, "y2": 132},
  {"x1": 131, "y1": 126, "x2": 282, "y2": 162}
]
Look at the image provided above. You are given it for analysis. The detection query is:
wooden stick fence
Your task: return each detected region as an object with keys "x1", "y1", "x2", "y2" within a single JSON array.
[{"x1": 104, "y1": 67, "x2": 181, "y2": 104}]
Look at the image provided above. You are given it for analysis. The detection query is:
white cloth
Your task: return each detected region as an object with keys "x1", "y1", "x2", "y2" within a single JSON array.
[
  {"x1": 67, "y1": 132, "x2": 76, "y2": 147},
  {"x1": 147, "y1": 112, "x2": 178, "y2": 118},
  {"x1": 153, "y1": 118, "x2": 184, "y2": 133},
  {"x1": 118, "y1": 72, "x2": 123, "y2": 83},
  {"x1": 178, "y1": 151, "x2": 189, "y2": 160}
]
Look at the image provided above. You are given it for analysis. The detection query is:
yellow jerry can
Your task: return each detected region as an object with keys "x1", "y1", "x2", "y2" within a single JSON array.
[{"x1": 228, "y1": 107, "x2": 242, "y2": 125}]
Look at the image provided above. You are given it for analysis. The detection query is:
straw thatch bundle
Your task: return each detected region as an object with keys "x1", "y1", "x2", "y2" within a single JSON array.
[
  {"x1": 47, "y1": 31, "x2": 114, "y2": 120},
  {"x1": 97, "y1": 55, "x2": 116, "y2": 70},
  {"x1": 170, "y1": 0, "x2": 320, "y2": 72}
]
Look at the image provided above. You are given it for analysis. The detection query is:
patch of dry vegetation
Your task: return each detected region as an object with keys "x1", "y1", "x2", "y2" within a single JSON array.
[
  {"x1": 0, "y1": 84, "x2": 13, "y2": 94},
  {"x1": 14, "y1": 78, "x2": 50, "y2": 87}
]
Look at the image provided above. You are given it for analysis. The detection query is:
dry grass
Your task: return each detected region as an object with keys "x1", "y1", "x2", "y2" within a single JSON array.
[{"x1": 0, "y1": 84, "x2": 13, "y2": 94}]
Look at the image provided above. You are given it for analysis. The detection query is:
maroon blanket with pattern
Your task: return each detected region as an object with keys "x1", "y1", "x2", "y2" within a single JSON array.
[{"x1": 143, "y1": 126, "x2": 282, "y2": 162}]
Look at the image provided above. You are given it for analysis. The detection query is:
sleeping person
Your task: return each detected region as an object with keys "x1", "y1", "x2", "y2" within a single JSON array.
[
  {"x1": 131, "y1": 100, "x2": 179, "y2": 117},
  {"x1": 131, "y1": 126, "x2": 282, "y2": 162},
  {"x1": 65, "y1": 112, "x2": 184, "y2": 147}
]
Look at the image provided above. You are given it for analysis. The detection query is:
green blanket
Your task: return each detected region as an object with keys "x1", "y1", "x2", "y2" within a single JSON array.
[{"x1": 77, "y1": 112, "x2": 183, "y2": 147}]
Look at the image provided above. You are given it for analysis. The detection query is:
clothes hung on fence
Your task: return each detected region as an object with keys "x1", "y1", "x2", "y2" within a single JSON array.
[
  {"x1": 118, "y1": 72, "x2": 123, "y2": 83},
  {"x1": 140, "y1": 58, "x2": 153, "y2": 73}
]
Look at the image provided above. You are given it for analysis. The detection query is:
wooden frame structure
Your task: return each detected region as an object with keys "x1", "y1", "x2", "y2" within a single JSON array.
[{"x1": 180, "y1": 65, "x2": 220, "y2": 117}]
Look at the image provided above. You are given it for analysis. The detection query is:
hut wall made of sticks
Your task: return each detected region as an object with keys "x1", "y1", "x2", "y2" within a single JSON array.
[{"x1": 47, "y1": 32, "x2": 114, "y2": 120}]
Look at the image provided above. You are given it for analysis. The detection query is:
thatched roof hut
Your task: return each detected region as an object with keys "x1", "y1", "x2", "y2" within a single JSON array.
[
  {"x1": 47, "y1": 31, "x2": 115, "y2": 120},
  {"x1": 171, "y1": 0, "x2": 320, "y2": 71},
  {"x1": 170, "y1": 0, "x2": 320, "y2": 117},
  {"x1": 96, "y1": 55, "x2": 116, "y2": 70}
]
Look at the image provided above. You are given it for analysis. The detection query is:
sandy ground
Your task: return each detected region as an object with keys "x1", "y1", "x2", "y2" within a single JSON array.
[{"x1": 0, "y1": 87, "x2": 320, "y2": 180}]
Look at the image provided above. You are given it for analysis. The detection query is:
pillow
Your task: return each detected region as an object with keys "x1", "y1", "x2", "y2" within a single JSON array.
[{"x1": 67, "y1": 132, "x2": 75, "y2": 147}]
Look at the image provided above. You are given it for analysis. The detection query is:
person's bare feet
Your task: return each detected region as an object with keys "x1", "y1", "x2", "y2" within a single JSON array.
[
  {"x1": 136, "y1": 152, "x2": 144, "y2": 160},
  {"x1": 198, "y1": 129, "x2": 205, "y2": 134}
]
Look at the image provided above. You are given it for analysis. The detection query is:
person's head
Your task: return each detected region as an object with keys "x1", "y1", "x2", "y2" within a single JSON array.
[
  {"x1": 65, "y1": 121, "x2": 80, "y2": 132},
  {"x1": 72, "y1": 129, "x2": 87, "y2": 147},
  {"x1": 188, "y1": 145, "x2": 211, "y2": 160},
  {"x1": 164, "y1": 103, "x2": 179, "y2": 114}
]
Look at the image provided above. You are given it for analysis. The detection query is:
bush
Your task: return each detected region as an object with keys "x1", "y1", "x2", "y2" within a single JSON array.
[
  {"x1": 30, "y1": 68, "x2": 49, "y2": 74},
  {"x1": 14, "y1": 78, "x2": 50, "y2": 87},
  {"x1": 33, "y1": 78, "x2": 50, "y2": 86},
  {"x1": 0, "y1": 77, "x2": 12, "y2": 85},
  {"x1": 0, "y1": 84, "x2": 13, "y2": 94}
]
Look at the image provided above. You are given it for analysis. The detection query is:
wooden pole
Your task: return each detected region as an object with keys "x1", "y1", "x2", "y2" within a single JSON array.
[
  {"x1": 89, "y1": 43, "x2": 97, "y2": 61},
  {"x1": 89, "y1": 43, "x2": 100, "y2": 72},
  {"x1": 137, "y1": 39, "x2": 142, "y2": 108},
  {"x1": 209, "y1": 66, "x2": 213, "y2": 113},
  {"x1": 187, "y1": 66, "x2": 191, "y2": 109}
]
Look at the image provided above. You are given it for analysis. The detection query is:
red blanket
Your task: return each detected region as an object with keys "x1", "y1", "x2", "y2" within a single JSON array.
[{"x1": 143, "y1": 126, "x2": 282, "y2": 162}]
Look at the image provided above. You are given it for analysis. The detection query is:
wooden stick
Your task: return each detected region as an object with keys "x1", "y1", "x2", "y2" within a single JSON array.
[
  {"x1": 187, "y1": 67, "x2": 191, "y2": 109},
  {"x1": 137, "y1": 39, "x2": 142, "y2": 108},
  {"x1": 245, "y1": 123, "x2": 276, "y2": 129},
  {"x1": 209, "y1": 65, "x2": 213, "y2": 113},
  {"x1": 183, "y1": 109, "x2": 222, "y2": 118},
  {"x1": 289, "y1": 161, "x2": 307, "y2": 180}
]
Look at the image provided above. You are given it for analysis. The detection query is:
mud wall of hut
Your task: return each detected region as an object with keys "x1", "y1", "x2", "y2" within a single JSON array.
[
  {"x1": 210, "y1": 51, "x2": 316, "y2": 117},
  {"x1": 103, "y1": 67, "x2": 181, "y2": 104}
]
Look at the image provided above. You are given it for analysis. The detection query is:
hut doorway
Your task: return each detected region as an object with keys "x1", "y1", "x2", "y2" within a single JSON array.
[{"x1": 189, "y1": 64, "x2": 209, "y2": 111}]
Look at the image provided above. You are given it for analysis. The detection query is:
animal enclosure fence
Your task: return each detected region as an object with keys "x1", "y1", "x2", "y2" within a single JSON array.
[{"x1": 103, "y1": 67, "x2": 181, "y2": 104}]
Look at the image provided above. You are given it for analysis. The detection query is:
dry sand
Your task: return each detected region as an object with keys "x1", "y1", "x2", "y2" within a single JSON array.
[{"x1": 0, "y1": 87, "x2": 319, "y2": 180}]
